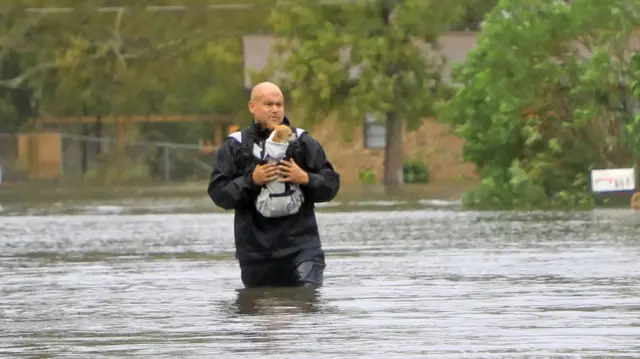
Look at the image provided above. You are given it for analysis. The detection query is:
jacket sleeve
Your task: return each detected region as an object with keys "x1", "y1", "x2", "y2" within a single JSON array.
[
  {"x1": 300, "y1": 135, "x2": 340, "y2": 203},
  {"x1": 207, "y1": 138, "x2": 261, "y2": 210}
]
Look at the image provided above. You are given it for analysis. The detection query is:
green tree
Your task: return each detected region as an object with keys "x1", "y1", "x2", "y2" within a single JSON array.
[
  {"x1": 453, "y1": 0, "x2": 499, "y2": 31},
  {"x1": 2, "y1": 1, "x2": 268, "y2": 133},
  {"x1": 258, "y1": 0, "x2": 465, "y2": 190},
  {"x1": 0, "y1": 0, "x2": 87, "y2": 131},
  {"x1": 39, "y1": 6, "x2": 247, "y2": 123},
  {"x1": 439, "y1": 0, "x2": 640, "y2": 209}
]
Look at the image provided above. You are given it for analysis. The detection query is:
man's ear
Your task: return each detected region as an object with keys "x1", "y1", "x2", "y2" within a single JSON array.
[{"x1": 248, "y1": 100, "x2": 255, "y2": 115}]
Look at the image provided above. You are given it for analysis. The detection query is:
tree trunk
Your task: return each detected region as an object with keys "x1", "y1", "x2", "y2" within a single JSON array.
[
  {"x1": 383, "y1": 110, "x2": 404, "y2": 191},
  {"x1": 380, "y1": 1, "x2": 404, "y2": 192}
]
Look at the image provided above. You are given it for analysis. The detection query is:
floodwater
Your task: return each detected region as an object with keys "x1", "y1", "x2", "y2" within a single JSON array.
[{"x1": 1, "y1": 196, "x2": 640, "y2": 358}]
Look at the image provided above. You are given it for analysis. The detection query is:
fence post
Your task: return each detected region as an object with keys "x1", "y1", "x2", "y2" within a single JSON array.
[
  {"x1": 163, "y1": 144, "x2": 170, "y2": 182},
  {"x1": 58, "y1": 134, "x2": 64, "y2": 185},
  {"x1": 116, "y1": 119, "x2": 125, "y2": 182}
]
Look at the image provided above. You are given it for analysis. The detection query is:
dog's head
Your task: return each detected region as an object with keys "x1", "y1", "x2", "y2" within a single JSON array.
[{"x1": 271, "y1": 125, "x2": 295, "y2": 143}]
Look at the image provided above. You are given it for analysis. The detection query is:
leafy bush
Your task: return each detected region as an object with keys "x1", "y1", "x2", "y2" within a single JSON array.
[
  {"x1": 403, "y1": 159, "x2": 430, "y2": 184},
  {"x1": 359, "y1": 168, "x2": 376, "y2": 185},
  {"x1": 438, "y1": 0, "x2": 640, "y2": 209}
]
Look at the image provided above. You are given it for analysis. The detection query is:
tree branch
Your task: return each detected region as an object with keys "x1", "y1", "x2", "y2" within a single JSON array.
[
  {"x1": 0, "y1": 37, "x2": 187, "y2": 89},
  {"x1": 112, "y1": 8, "x2": 127, "y2": 69},
  {"x1": 0, "y1": 11, "x2": 46, "y2": 66}
]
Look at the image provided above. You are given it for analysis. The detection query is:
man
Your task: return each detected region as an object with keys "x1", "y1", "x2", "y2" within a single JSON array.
[{"x1": 208, "y1": 81, "x2": 340, "y2": 288}]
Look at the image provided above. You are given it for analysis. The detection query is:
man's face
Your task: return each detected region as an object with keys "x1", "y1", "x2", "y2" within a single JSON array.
[{"x1": 249, "y1": 89, "x2": 285, "y2": 130}]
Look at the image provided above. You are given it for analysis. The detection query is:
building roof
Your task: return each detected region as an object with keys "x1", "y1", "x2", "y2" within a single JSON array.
[{"x1": 242, "y1": 32, "x2": 479, "y2": 88}]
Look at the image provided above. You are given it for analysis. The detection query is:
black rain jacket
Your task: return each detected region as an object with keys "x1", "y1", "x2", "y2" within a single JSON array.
[{"x1": 207, "y1": 117, "x2": 340, "y2": 260}]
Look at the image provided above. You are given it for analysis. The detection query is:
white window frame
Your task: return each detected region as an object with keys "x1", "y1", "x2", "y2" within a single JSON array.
[{"x1": 363, "y1": 112, "x2": 386, "y2": 149}]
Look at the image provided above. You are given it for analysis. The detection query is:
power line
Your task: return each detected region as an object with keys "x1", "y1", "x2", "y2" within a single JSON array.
[
  {"x1": 21, "y1": 1, "x2": 372, "y2": 14},
  {"x1": 24, "y1": 4, "x2": 255, "y2": 14}
]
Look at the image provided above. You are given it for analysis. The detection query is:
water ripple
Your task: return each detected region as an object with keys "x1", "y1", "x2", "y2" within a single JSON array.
[{"x1": 1, "y1": 208, "x2": 639, "y2": 358}]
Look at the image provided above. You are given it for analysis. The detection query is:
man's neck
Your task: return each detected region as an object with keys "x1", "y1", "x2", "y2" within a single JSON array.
[
  {"x1": 251, "y1": 121, "x2": 270, "y2": 139},
  {"x1": 253, "y1": 120, "x2": 270, "y2": 130}
]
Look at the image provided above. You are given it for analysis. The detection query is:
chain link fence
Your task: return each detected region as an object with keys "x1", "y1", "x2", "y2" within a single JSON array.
[
  {"x1": 0, "y1": 132, "x2": 217, "y2": 185},
  {"x1": 0, "y1": 133, "x2": 25, "y2": 184}
]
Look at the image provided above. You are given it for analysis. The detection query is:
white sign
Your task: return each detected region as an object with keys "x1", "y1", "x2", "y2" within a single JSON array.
[{"x1": 590, "y1": 168, "x2": 636, "y2": 193}]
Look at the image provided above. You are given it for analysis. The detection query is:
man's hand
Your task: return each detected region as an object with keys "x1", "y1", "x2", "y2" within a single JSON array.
[
  {"x1": 278, "y1": 159, "x2": 309, "y2": 185},
  {"x1": 252, "y1": 163, "x2": 278, "y2": 186}
]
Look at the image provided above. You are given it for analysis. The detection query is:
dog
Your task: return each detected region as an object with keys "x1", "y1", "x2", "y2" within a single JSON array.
[
  {"x1": 263, "y1": 124, "x2": 296, "y2": 166},
  {"x1": 271, "y1": 124, "x2": 296, "y2": 144}
]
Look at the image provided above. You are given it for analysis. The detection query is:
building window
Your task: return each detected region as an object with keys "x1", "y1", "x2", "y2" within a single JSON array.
[{"x1": 364, "y1": 112, "x2": 386, "y2": 149}]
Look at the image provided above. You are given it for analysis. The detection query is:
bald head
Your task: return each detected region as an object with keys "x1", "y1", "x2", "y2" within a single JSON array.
[
  {"x1": 250, "y1": 81, "x2": 283, "y2": 101},
  {"x1": 249, "y1": 82, "x2": 285, "y2": 130}
]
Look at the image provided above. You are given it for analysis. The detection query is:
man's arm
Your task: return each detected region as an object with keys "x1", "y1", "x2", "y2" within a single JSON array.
[
  {"x1": 300, "y1": 135, "x2": 340, "y2": 203},
  {"x1": 207, "y1": 139, "x2": 261, "y2": 210}
]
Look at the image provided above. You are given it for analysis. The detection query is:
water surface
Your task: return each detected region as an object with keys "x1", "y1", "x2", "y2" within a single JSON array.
[{"x1": 1, "y1": 198, "x2": 639, "y2": 358}]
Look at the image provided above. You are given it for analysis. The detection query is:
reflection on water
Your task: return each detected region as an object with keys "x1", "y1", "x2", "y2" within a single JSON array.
[
  {"x1": 1, "y1": 199, "x2": 640, "y2": 358},
  {"x1": 231, "y1": 287, "x2": 322, "y2": 315}
]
